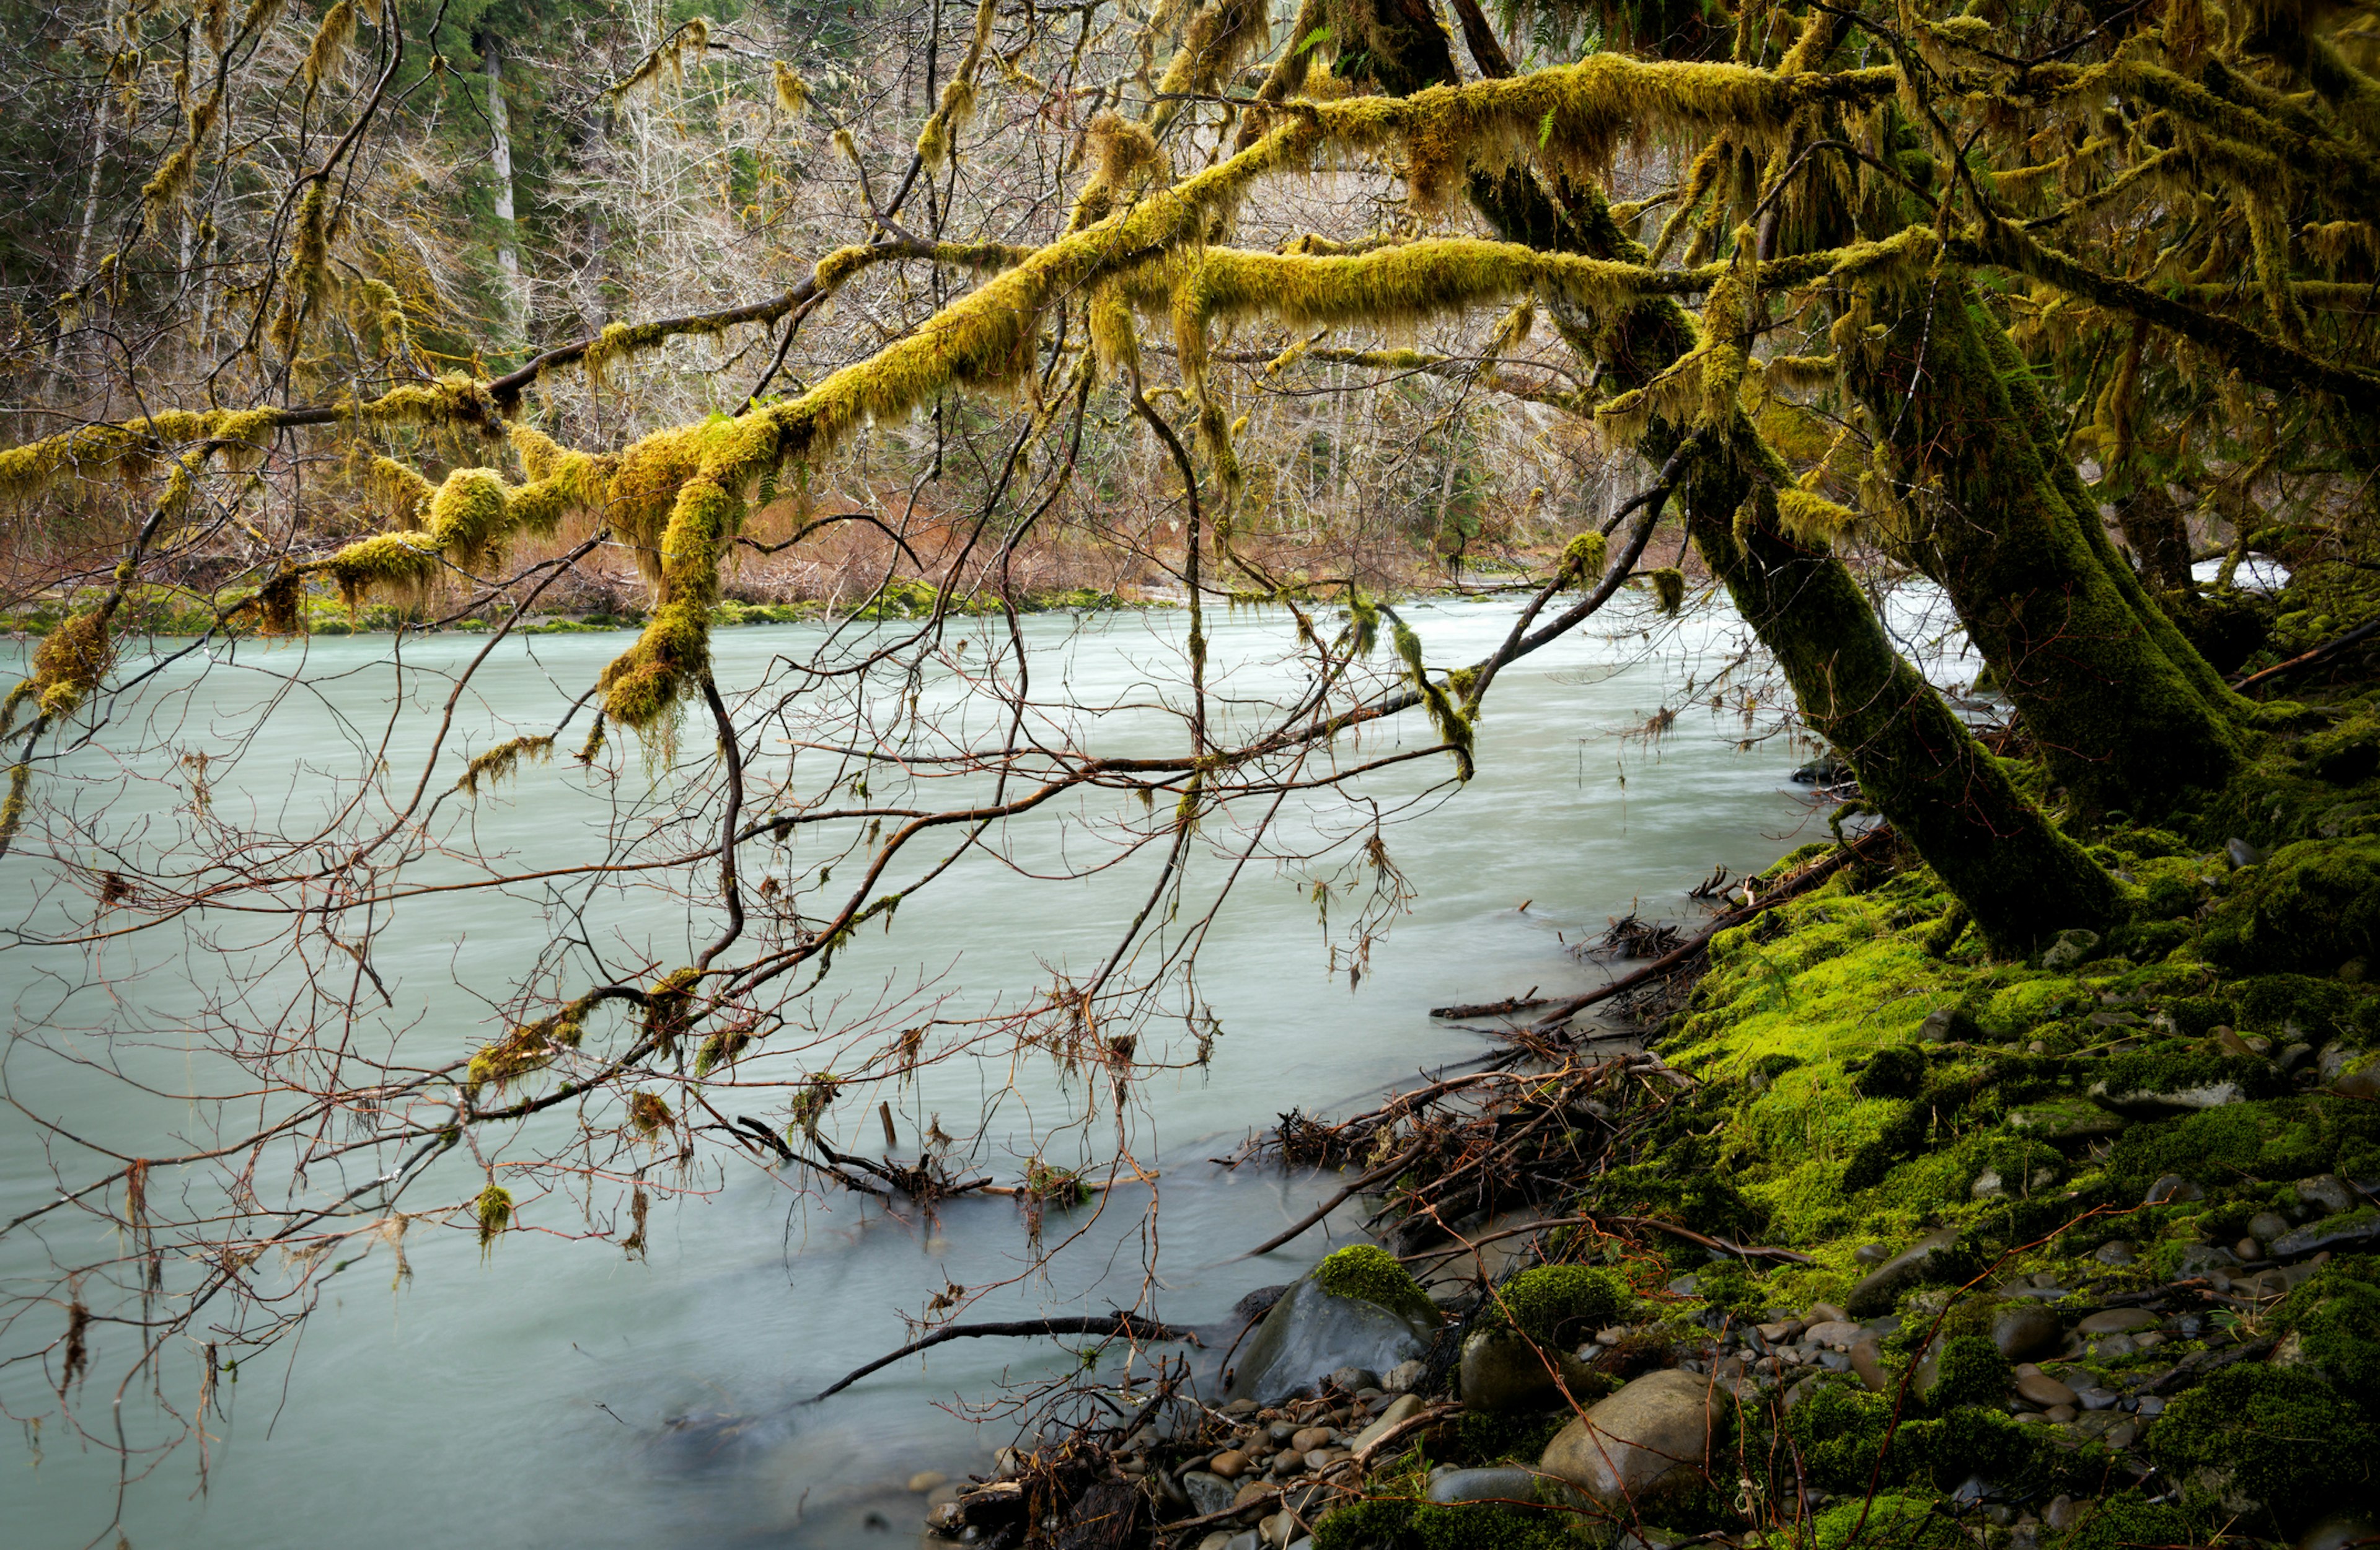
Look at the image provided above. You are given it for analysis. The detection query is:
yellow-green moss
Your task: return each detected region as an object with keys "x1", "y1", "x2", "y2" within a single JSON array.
[{"x1": 1311, "y1": 1243, "x2": 1435, "y2": 1324}]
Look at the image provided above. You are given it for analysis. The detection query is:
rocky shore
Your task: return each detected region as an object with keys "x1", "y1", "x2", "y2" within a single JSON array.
[{"x1": 915, "y1": 686, "x2": 2380, "y2": 1550}]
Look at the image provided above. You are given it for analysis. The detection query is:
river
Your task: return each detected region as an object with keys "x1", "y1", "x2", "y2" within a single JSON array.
[{"x1": 1, "y1": 592, "x2": 1828, "y2": 1548}]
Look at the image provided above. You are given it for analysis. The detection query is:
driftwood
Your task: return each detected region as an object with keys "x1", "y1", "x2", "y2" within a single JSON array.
[{"x1": 808, "y1": 1313, "x2": 1197, "y2": 1402}]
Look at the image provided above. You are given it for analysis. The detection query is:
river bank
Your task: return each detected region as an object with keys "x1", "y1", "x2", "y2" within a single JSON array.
[{"x1": 917, "y1": 570, "x2": 2380, "y2": 1550}]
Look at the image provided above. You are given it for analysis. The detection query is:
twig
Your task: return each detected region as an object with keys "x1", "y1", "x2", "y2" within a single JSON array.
[
  {"x1": 1237, "y1": 1144, "x2": 1426, "y2": 1259},
  {"x1": 806, "y1": 1314, "x2": 1197, "y2": 1402}
]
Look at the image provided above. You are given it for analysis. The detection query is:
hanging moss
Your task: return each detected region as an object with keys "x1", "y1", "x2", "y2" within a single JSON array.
[
  {"x1": 27, "y1": 610, "x2": 115, "y2": 718},
  {"x1": 455, "y1": 735, "x2": 553, "y2": 797},
  {"x1": 1649, "y1": 566, "x2": 1686, "y2": 615},
  {"x1": 323, "y1": 533, "x2": 439, "y2": 612},
  {"x1": 472, "y1": 1183, "x2": 514, "y2": 1254}
]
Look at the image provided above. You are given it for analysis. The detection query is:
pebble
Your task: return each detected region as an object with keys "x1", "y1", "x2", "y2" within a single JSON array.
[
  {"x1": 2134, "y1": 1396, "x2": 2166, "y2": 1417},
  {"x1": 2093, "y1": 1240, "x2": 2137, "y2": 1265},
  {"x1": 2076, "y1": 1387, "x2": 2119, "y2": 1411},
  {"x1": 2043, "y1": 1404, "x2": 2077, "y2": 1424},
  {"x1": 1853, "y1": 1243, "x2": 1893, "y2": 1264},
  {"x1": 1757, "y1": 1320, "x2": 1804, "y2": 1344},
  {"x1": 1210, "y1": 1451, "x2": 1250, "y2": 1480},
  {"x1": 2074, "y1": 1308, "x2": 2159, "y2": 1336},
  {"x1": 2016, "y1": 1373, "x2": 2079, "y2": 1407},
  {"x1": 1182, "y1": 1473, "x2": 1238, "y2": 1517},
  {"x1": 1196, "y1": 1536, "x2": 1233, "y2": 1550},
  {"x1": 907, "y1": 1471, "x2": 948, "y2": 1494},
  {"x1": 1802, "y1": 1320, "x2": 1864, "y2": 1349},
  {"x1": 1349, "y1": 1393, "x2": 1424, "y2": 1453},
  {"x1": 2249, "y1": 1211, "x2": 2292, "y2": 1243},
  {"x1": 1327, "y1": 1365, "x2": 1380, "y2": 1393},
  {"x1": 1805, "y1": 1303, "x2": 1849, "y2": 1324},
  {"x1": 2045, "y1": 1495, "x2": 2078, "y2": 1532},
  {"x1": 1303, "y1": 1448, "x2": 1341, "y2": 1471},
  {"x1": 2146, "y1": 1173, "x2": 2205, "y2": 1204},
  {"x1": 1383, "y1": 1359, "x2": 1427, "y2": 1392},
  {"x1": 1848, "y1": 1341, "x2": 1890, "y2": 1393},
  {"x1": 1289, "y1": 1426, "x2": 1333, "y2": 1455}
]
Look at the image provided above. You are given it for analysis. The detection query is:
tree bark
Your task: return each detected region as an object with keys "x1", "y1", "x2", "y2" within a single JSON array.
[
  {"x1": 483, "y1": 35, "x2": 527, "y2": 345},
  {"x1": 1853, "y1": 283, "x2": 2249, "y2": 816}
]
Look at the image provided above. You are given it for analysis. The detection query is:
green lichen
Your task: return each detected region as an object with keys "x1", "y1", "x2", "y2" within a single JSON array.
[{"x1": 1311, "y1": 1243, "x2": 1436, "y2": 1324}]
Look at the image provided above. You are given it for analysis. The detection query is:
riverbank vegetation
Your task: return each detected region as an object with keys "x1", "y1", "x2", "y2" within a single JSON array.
[{"x1": 4, "y1": 0, "x2": 2380, "y2": 1541}]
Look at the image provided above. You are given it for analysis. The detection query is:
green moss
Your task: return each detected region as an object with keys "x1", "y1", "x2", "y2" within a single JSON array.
[
  {"x1": 2147, "y1": 1363, "x2": 2376, "y2": 1525},
  {"x1": 1783, "y1": 1378, "x2": 1896, "y2": 1491},
  {"x1": 2278, "y1": 1256, "x2": 2380, "y2": 1408},
  {"x1": 1312, "y1": 1243, "x2": 1436, "y2": 1324},
  {"x1": 2201, "y1": 836, "x2": 2380, "y2": 975},
  {"x1": 1893, "y1": 1406, "x2": 2047, "y2": 1491},
  {"x1": 2100, "y1": 1096, "x2": 2377, "y2": 1196},
  {"x1": 1919, "y1": 1336, "x2": 2011, "y2": 1412},
  {"x1": 2053, "y1": 1492, "x2": 2204, "y2": 1550},
  {"x1": 1810, "y1": 1493, "x2": 1965, "y2": 1550},
  {"x1": 1484, "y1": 1264, "x2": 1632, "y2": 1347}
]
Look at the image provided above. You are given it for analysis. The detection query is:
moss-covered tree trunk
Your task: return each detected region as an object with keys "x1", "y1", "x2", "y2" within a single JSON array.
[
  {"x1": 1853, "y1": 284, "x2": 2250, "y2": 815},
  {"x1": 1318, "y1": 2, "x2": 2122, "y2": 946}
]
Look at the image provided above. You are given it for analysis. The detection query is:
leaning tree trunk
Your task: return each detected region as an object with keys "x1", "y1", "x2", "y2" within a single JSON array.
[
  {"x1": 1327, "y1": 0, "x2": 2124, "y2": 946},
  {"x1": 1853, "y1": 283, "x2": 2250, "y2": 816}
]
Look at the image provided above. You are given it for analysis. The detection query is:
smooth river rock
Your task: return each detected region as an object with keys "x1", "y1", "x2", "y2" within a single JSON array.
[
  {"x1": 1538, "y1": 1368, "x2": 1726, "y2": 1513},
  {"x1": 1225, "y1": 1274, "x2": 1438, "y2": 1405},
  {"x1": 1426, "y1": 1466, "x2": 1543, "y2": 1506},
  {"x1": 1992, "y1": 1305, "x2": 2063, "y2": 1360},
  {"x1": 1458, "y1": 1326, "x2": 1600, "y2": 1414},
  {"x1": 1846, "y1": 1228, "x2": 1963, "y2": 1316}
]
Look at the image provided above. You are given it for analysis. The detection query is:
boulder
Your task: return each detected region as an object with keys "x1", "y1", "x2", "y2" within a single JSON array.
[
  {"x1": 1458, "y1": 1326, "x2": 1600, "y2": 1414},
  {"x1": 2007, "y1": 1097, "x2": 2128, "y2": 1141},
  {"x1": 2271, "y1": 1208, "x2": 2380, "y2": 1259},
  {"x1": 1992, "y1": 1305, "x2": 2064, "y2": 1361},
  {"x1": 1224, "y1": 1247, "x2": 1440, "y2": 1405},
  {"x1": 1846, "y1": 1228, "x2": 1964, "y2": 1316},
  {"x1": 1538, "y1": 1368, "x2": 1726, "y2": 1514},
  {"x1": 2293, "y1": 1174, "x2": 2358, "y2": 1215},
  {"x1": 2042, "y1": 929, "x2": 2102, "y2": 971}
]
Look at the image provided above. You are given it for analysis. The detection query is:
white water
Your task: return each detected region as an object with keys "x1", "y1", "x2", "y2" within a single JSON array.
[{"x1": 0, "y1": 595, "x2": 1826, "y2": 1548}]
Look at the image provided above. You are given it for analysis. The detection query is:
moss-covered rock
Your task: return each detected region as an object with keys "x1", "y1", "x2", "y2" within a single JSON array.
[
  {"x1": 2052, "y1": 1492, "x2": 2205, "y2": 1550},
  {"x1": 1916, "y1": 1334, "x2": 2012, "y2": 1412},
  {"x1": 2147, "y1": 1362, "x2": 2377, "y2": 1527},
  {"x1": 1313, "y1": 1243, "x2": 1438, "y2": 1325},
  {"x1": 2202, "y1": 837, "x2": 2380, "y2": 975},
  {"x1": 2276, "y1": 1256, "x2": 2380, "y2": 1409},
  {"x1": 1481, "y1": 1264, "x2": 1633, "y2": 1347}
]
